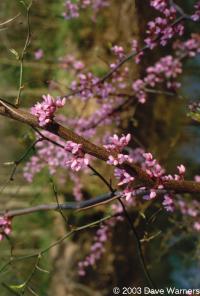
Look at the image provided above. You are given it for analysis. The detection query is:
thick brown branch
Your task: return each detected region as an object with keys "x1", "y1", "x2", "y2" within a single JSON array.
[{"x1": 0, "y1": 99, "x2": 200, "y2": 194}]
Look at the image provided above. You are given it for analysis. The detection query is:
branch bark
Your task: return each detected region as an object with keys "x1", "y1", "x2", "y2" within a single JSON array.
[
  {"x1": 1, "y1": 189, "x2": 167, "y2": 219},
  {"x1": 0, "y1": 99, "x2": 200, "y2": 194}
]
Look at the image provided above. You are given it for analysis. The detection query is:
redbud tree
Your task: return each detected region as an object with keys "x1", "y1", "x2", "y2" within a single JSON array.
[{"x1": 0, "y1": 0, "x2": 200, "y2": 294}]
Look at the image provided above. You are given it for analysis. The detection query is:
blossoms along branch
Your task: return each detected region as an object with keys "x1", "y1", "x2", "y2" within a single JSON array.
[{"x1": 0, "y1": 0, "x2": 200, "y2": 284}]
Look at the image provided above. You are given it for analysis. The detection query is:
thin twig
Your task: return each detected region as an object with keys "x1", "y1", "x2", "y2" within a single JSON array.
[
  {"x1": 0, "y1": 190, "x2": 167, "y2": 219},
  {"x1": 60, "y1": 12, "x2": 189, "y2": 100},
  {"x1": 9, "y1": 138, "x2": 43, "y2": 181},
  {"x1": 0, "y1": 13, "x2": 20, "y2": 27},
  {"x1": 16, "y1": 1, "x2": 32, "y2": 106},
  {"x1": 88, "y1": 164, "x2": 115, "y2": 193},
  {"x1": 0, "y1": 138, "x2": 43, "y2": 195},
  {"x1": 0, "y1": 214, "x2": 116, "y2": 274},
  {"x1": 118, "y1": 198, "x2": 156, "y2": 288},
  {"x1": 50, "y1": 177, "x2": 69, "y2": 227}
]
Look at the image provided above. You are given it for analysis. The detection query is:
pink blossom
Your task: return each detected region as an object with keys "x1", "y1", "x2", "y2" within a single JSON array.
[
  {"x1": 59, "y1": 54, "x2": 85, "y2": 71},
  {"x1": 0, "y1": 216, "x2": 12, "y2": 241},
  {"x1": 104, "y1": 134, "x2": 131, "y2": 152},
  {"x1": 24, "y1": 156, "x2": 45, "y2": 182},
  {"x1": 105, "y1": 134, "x2": 133, "y2": 167},
  {"x1": 107, "y1": 154, "x2": 132, "y2": 166},
  {"x1": 195, "y1": 175, "x2": 200, "y2": 182},
  {"x1": 63, "y1": 1, "x2": 79, "y2": 19},
  {"x1": 123, "y1": 188, "x2": 135, "y2": 202},
  {"x1": 173, "y1": 34, "x2": 200, "y2": 58},
  {"x1": 65, "y1": 141, "x2": 89, "y2": 171},
  {"x1": 70, "y1": 173, "x2": 83, "y2": 201},
  {"x1": 34, "y1": 49, "x2": 43, "y2": 60},
  {"x1": 81, "y1": 0, "x2": 91, "y2": 8},
  {"x1": 142, "y1": 152, "x2": 165, "y2": 178},
  {"x1": 24, "y1": 130, "x2": 67, "y2": 182},
  {"x1": 143, "y1": 189, "x2": 157, "y2": 200},
  {"x1": 177, "y1": 164, "x2": 186, "y2": 175},
  {"x1": 111, "y1": 45, "x2": 125, "y2": 59},
  {"x1": 187, "y1": 208, "x2": 198, "y2": 217},
  {"x1": 31, "y1": 94, "x2": 66, "y2": 127},
  {"x1": 114, "y1": 168, "x2": 134, "y2": 186},
  {"x1": 131, "y1": 39, "x2": 138, "y2": 52},
  {"x1": 150, "y1": 190, "x2": 157, "y2": 199},
  {"x1": 193, "y1": 221, "x2": 200, "y2": 231},
  {"x1": 63, "y1": 0, "x2": 109, "y2": 20},
  {"x1": 143, "y1": 153, "x2": 153, "y2": 161},
  {"x1": 78, "y1": 221, "x2": 113, "y2": 276},
  {"x1": 133, "y1": 55, "x2": 182, "y2": 103},
  {"x1": 150, "y1": 0, "x2": 167, "y2": 12},
  {"x1": 146, "y1": 2, "x2": 184, "y2": 49},
  {"x1": 178, "y1": 199, "x2": 200, "y2": 223},
  {"x1": 191, "y1": 1, "x2": 200, "y2": 21},
  {"x1": 162, "y1": 163, "x2": 187, "y2": 182},
  {"x1": 163, "y1": 194, "x2": 174, "y2": 212},
  {"x1": 132, "y1": 79, "x2": 147, "y2": 103}
]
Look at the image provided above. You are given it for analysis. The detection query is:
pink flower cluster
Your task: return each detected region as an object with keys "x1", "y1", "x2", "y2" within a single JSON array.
[
  {"x1": 0, "y1": 216, "x2": 12, "y2": 241},
  {"x1": 131, "y1": 39, "x2": 144, "y2": 64},
  {"x1": 162, "y1": 194, "x2": 174, "y2": 212},
  {"x1": 132, "y1": 55, "x2": 182, "y2": 103},
  {"x1": 65, "y1": 94, "x2": 123, "y2": 142},
  {"x1": 59, "y1": 54, "x2": 85, "y2": 71},
  {"x1": 24, "y1": 155, "x2": 45, "y2": 182},
  {"x1": 92, "y1": 0, "x2": 109, "y2": 12},
  {"x1": 104, "y1": 134, "x2": 131, "y2": 152},
  {"x1": 104, "y1": 134, "x2": 137, "y2": 201},
  {"x1": 23, "y1": 131, "x2": 86, "y2": 201},
  {"x1": 78, "y1": 220, "x2": 114, "y2": 276},
  {"x1": 63, "y1": 1, "x2": 79, "y2": 19},
  {"x1": 195, "y1": 175, "x2": 200, "y2": 182},
  {"x1": 145, "y1": 1, "x2": 184, "y2": 49},
  {"x1": 111, "y1": 40, "x2": 144, "y2": 64},
  {"x1": 162, "y1": 164, "x2": 186, "y2": 181},
  {"x1": 66, "y1": 50, "x2": 129, "y2": 108},
  {"x1": 114, "y1": 168, "x2": 134, "y2": 186},
  {"x1": 104, "y1": 137, "x2": 186, "y2": 204},
  {"x1": 70, "y1": 71, "x2": 119, "y2": 101},
  {"x1": 24, "y1": 131, "x2": 67, "y2": 182},
  {"x1": 65, "y1": 141, "x2": 89, "y2": 171},
  {"x1": 63, "y1": 0, "x2": 109, "y2": 20},
  {"x1": 178, "y1": 199, "x2": 200, "y2": 232},
  {"x1": 178, "y1": 199, "x2": 199, "y2": 218},
  {"x1": 104, "y1": 134, "x2": 133, "y2": 166},
  {"x1": 109, "y1": 63, "x2": 129, "y2": 90},
  {"x1": 138, "y1": 152, "x2": 165, "y2": 201},
  {"x1": 31, "y1": 94, "x2": 66, "y2": 127},
  {"x1": 111, "y1": 45, "x2": 125, "y2": 59},
  {"x1": 192, "y1": 1, "x2": 200, "y2": 21},
  {"x1": 133, "y1": 151, "x2": 186, "y2": 201},
  {"x1": 173, "y1": 33, "x2": 200, "y2": 58},
  {"x1": 142, "y1": 152, "x2": 165, "y2": 178},
  {"x1": 114, "y1": 168, "x2": 135, "y2": 201},
  {"x1": 150, "y1": 0, "x2": 167, "y2": 11},
  {"x1": 69, "y1": 172, "x2": 83, "y2": 201},
  {"x1": 70, "y1": 72, "x2": 99, "y2": 101},
  {"x1": 34, "y1": 49, "x2": 43, "y2": 60}
]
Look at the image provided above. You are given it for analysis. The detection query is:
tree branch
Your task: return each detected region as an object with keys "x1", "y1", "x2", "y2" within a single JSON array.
[
  {"x1": 0, "y1": 99, "x2": 200, "y2": 194},
  {"x1": 1, "y1": 189, "x2": 168, "y2": 219}
]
